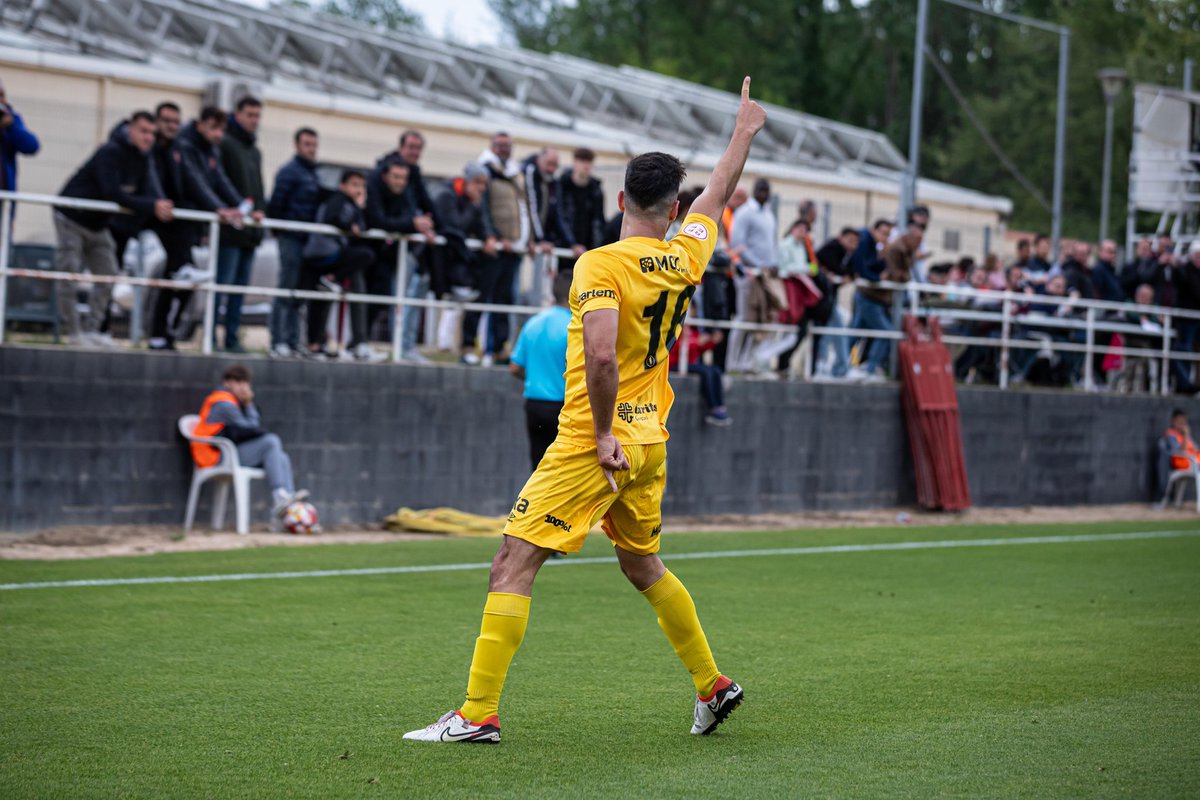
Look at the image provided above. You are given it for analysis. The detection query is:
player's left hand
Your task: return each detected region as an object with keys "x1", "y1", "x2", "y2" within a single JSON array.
[{"x1": 596, "y1": 432, "x2": 630, "y2": 492}]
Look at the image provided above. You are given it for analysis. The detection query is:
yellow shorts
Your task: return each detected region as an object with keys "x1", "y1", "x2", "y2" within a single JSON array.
[{"x1": 503, "y1": 439, "x2": 668, "y2": 555}]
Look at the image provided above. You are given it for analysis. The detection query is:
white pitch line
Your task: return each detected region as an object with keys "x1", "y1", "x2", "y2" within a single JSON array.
[{"x1": 1, "y1": 529, "x2": 1197, "y2": 592}]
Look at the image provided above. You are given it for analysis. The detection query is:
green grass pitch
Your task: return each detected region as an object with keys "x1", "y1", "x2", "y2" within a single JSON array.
[{"x1": 2, "y1": 519, "x2": 1199, "y2": 799}]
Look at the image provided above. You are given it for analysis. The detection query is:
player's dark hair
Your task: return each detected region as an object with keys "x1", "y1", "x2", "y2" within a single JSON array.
[
  {"x1": 340, "y1": 169, "x2": 365, "y2": 184},
  {"x1": 871, "y1": 218, "x2": 892, "y2": 231},
  {"x1": 552, "y1": 270, "x2": 573, "y2": 305},
  {"x1": 384, "y1": 160, "x2": 410, "y2": 174},
  {"x1": 1034, "y1": 233, "x2": 1049, "y2": 245},
  {"x1": 235, "y1": 96, "x2": 263, "y2": 111},
  {"x1": 154, "y1": 101, "x2": 181, "y2": 118},
  {"x1": 1172, "y1": 408, "x2": 1187, "y2": 419},
  {"x1": 294, "y1": 127, "x2": 317, "y2": 143},
  {"x1": 198, "y1": 106, "x2": 227, "y2": 125},
  {"x1": 399, "y1": 129, "x2": 424, "y2": 147},
  {"x1": 573, "y1": 147, "x2": 595, "y2": 162},
  {"x1": 129, "y1": 110, "x2": 156, "y2": 126},
  {"x1": 223, "y1": 364, "x2": 252, "y2": 383},
  {"x1": 840, "y1": 226, "x2": 859, "y2": 238},
  {"x1": 623, "y1": 152, "x2": 687, "y2": 218},
  {"x1": 1017, "y1": 238, "x2": 1031, "y2": 249}
]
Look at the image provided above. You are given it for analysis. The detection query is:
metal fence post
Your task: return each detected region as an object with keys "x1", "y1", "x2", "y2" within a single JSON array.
[
  {"x1": 889, "y1": 289, "x2": 904, "y2": 378},
  {"x1": 392, "y1": 236, "x2": 410, "y2": 363},
  {"x1": 130, "y1": 235, "x2": 145, "y2": 345},
  {"x1": 999, "y1": 292, "x2": 1012, "y2": 390},
  {"x1": 0, "y1": 198, "x2": 11, "y2": 345},
  {"x1": 677, "y1": 321, "x2": 690, "y2": 375},
  {"x1": 201, "y1": 218, "x2": 220, "y2": 355},
  {"x1": 1084, "y1": 307, "x2": 1095, "y2": 391},
  {"x1": 1161, "y1": 314, "x2": 1173, "y2": 396}
]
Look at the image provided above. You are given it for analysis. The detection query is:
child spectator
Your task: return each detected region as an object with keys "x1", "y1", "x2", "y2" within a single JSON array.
[{"x1": 669, "y1": 326, "x2": 732, "y2": 426}]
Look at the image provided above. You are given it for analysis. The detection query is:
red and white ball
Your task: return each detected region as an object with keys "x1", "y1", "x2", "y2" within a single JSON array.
[{"x1": 283, "y1": 501, "x2": 321, "y2": 535}]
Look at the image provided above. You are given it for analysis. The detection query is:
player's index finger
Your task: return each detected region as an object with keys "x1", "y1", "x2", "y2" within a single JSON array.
[{"x1": 741, "y1": 76, "x2": 751, "y2": 100}]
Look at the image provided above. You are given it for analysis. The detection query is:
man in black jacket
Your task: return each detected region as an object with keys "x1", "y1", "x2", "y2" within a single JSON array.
[
  {"x1": 811, "y1": 227, "x2": 861, "y2": 378},
  {"x1": 299, "y1": 169, "x2": 379, "y2": 360},
  {"x1": 215, "y1": 96, "x2": 266, "y2": 353},
  {"x1": 1092, "y1": 239, "x2": 1125, "y2": 302},
  {"x1": 556, "y1": 147, "x2": 606, "y2": 270},
  {"x1": 1061, "y1": 241, "x2": 1097, "y2": 301},
  {"x1": 372, "y1": 130, "x2": 435, "y2": 216},
  {"x1": 55, "y1": 110, "x2": 173, "y2": 345},
  {"x1": 364, "y1": 159, "x2": 434, "y2": 344},
  {"x1": 148, "y1": 107, "x2": 244, "y2": 350},
  {"x1": 267, "y1": 127, "x2": 321, "y2": 358},
  {"x1": 522, "y1": 148, "x2": 566, "y2": 252}
]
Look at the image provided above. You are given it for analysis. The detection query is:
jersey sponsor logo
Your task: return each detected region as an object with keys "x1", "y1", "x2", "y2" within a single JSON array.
[
  {"x1": 679, "y1": 222, "x2": 709, "y2": 240},
  {"x1": 578, "y1": 288, "x2": 617, "y2": 303},
  {"x1": 639, "y1": 254, "x2": 684, "y2": 274},
  {"x1": 543, "y1": 514, "x2": 572, "y2": 532},
  {"x1": 650, "y1": 525, "x2": 662, "y2": 537},
  {"x1": 617, "y1": 401, "x2": 658, "y2": 424},
  {"x1": 508, "y1": 497, "x2": 529, "y2": 523}
]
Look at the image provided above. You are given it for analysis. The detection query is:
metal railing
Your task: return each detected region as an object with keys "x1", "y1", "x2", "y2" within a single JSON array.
[
  {"x1": 3, "y1": 189, "x2": 1200, "y2": 395},
  {"x1": 0, "y1": 190, "x2": 573, "y2": 360},
  {"x1": 676, "y1": 278, "x2": 1200, "y2": 396}
]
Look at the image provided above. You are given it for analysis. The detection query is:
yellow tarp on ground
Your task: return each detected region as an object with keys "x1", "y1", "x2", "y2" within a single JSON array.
[{"x1": 384, "y1": 507, "x2": 507, "y2": 537}]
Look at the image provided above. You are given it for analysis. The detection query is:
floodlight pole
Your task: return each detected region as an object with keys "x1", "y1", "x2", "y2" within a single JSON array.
[
  {"x1": 905, "y1": 0, "x2": 1070, "y2": 257},
  {"x1": 901, "y1": 0, "x2": 930, "y2": 228},
  {"x1": 1099, "y1": 97, "x2": 1116, "y2": 243},
  {"x1": 1050, "y1": 29, "x2": 1069, "y2": 261},
  {"x1": 1097, "y1": 68, "x2": 1129, "y2": 244}
]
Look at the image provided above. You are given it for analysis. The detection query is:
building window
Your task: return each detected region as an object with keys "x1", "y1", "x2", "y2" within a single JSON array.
[{"x1": 943, "y1": 229, "x2": 961, "y2": 251}]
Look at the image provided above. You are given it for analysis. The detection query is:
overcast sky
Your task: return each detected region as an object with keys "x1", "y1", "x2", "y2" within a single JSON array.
[
  {"x1": 405, "y1": 0, "x2": 503, "y2": 45},
  {"x1": 234, "y1": 0, "x2": 504, "y2": 46}
]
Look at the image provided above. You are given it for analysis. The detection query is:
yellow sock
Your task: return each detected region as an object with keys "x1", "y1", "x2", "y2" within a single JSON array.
[
  {"x1": 641, "y1": 570, "x2": 721, "y2": 696},
  {"x1": 460, "y1": 592, "x2": 530, "y2": 723}
]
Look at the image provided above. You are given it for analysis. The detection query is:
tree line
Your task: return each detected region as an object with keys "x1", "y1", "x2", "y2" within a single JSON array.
[{"x1": 486, "y1": 0, "x2": 1200, "y2": 241}]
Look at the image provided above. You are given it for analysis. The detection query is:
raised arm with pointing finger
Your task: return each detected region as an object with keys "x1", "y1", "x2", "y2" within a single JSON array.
[{"x1": 688, "y1": 76, "x2": 768, "y2": 224}]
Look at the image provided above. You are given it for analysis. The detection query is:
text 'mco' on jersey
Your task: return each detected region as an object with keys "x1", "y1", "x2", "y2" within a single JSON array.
[{"x1": 556, "y1": 212, "x2": 719, "y2": 446}]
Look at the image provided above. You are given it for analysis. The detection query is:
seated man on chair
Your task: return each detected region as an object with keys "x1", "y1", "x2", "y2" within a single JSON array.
[
  {"x1": 1164, "y1": 409, "x2": 1200, "y2": 471},
  {"x1": 192, "y1": 364, "x2": 308, "y2": 519}
]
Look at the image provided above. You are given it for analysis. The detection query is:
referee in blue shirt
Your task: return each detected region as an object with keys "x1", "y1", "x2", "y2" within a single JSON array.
[{"x1": 510, "y1": 270, "x2": 573, "y2": 470}]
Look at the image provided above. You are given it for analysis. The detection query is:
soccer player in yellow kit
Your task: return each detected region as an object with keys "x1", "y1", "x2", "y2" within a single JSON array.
[{"x1": 405, "y1": 77, "x2": 768, "y2": 744}]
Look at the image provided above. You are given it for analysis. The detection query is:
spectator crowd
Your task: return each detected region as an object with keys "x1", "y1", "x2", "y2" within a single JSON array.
[
  {"x1": 34, "y1": 90, "x2": 608, "y2": 366},
  {"x1": 5, "y1": 79, "x2": 1200, "y2": 399}
]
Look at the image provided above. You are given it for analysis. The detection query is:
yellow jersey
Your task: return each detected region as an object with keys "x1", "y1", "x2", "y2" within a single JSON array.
[{"x1": 557, "y1": 212, "x2": 719, "y2": 445}]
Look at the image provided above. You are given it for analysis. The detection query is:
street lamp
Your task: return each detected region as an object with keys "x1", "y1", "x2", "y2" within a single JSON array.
[{"x1": 1097, "y1": 67, "x2": 1128, "y2": 243}]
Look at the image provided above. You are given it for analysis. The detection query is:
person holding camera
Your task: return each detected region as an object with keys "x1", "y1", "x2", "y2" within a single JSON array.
[{"x1": 0, "y1": 79, "x2": 40, "y2": 197}]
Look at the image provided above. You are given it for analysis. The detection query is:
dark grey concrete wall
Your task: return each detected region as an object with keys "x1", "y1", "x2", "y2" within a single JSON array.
[{"x1": 1, "y1": 346, "x2": 1194, "y2": 532}]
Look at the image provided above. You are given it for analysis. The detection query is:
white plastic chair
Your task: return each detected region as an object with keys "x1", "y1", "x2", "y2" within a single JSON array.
[
  {"x1": 1159, "y1": 459, "x2": 1200, "y2": 512},
  {"x1": 178, "y1": 414, "x2": 266, "y2": 535}
]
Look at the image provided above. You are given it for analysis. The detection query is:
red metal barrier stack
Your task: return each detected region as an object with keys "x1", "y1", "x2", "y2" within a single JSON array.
[{"x1": 898, "y1": 315, "x2": 972, "y2": 511}]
